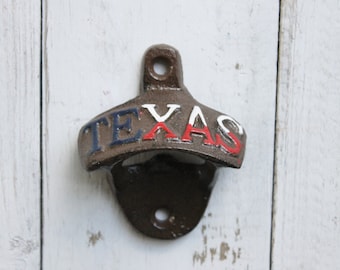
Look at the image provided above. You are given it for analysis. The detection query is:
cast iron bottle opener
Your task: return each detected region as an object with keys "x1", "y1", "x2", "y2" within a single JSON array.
[{"x1": 78, "y1": 44, "x2": 246, "y2": 239}]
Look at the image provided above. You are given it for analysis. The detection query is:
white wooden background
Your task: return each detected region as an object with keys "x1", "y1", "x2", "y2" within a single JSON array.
[{"x1": 1, "y1": 0, "x2": 339, "y2": 269}]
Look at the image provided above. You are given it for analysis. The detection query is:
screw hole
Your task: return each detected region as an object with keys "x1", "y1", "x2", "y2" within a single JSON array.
[
  {"x1": 152, "y1": 57, "x2": 170, "y2": 76},
  {"x1": 155, "y1": 208, "x2": 170, "y2": 222}
]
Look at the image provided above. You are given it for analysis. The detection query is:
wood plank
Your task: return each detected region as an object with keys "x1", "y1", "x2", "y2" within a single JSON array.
[
  {"x1": 43, "y1": 0, "x2": 279, "y2": 269},
  {"x1": 272, "y1": 0, "x2": 340, "y2": 269},
  {"x1": 0, "y1": 1, "x2": 41, "y2": 269}
]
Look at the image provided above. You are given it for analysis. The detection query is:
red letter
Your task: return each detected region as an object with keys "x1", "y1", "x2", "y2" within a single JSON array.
[
  {"x1": 215, "y1": 133, "x2": 241, "y2": 155},
  {"x1": 181, "y1": 106, "x2": 215, "y2": 145},
  {"x1": 142, "y1": 104, "x2": 180, "y2": 140},
  {"x1": 143, "y1": 122, "x2": 177, "y2": 140},
  {"x1": 215, "y1": 115, "x2": 243, "y2": 154}
]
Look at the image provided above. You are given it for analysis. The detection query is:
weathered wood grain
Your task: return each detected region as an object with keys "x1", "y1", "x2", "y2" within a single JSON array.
[
  {"x1": 0, "y1": 1, "x2": 41, "y2": 269},
  {"x1": 42, "y1": 0, "x2": 279, "y2": 269},
  {"x1": 272, "y1": 0, "x2": 340, "y2": 269}
]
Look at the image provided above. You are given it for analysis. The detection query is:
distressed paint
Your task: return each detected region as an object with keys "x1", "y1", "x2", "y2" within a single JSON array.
[
  {"x1": 0, "y1": 0, "x2": 41, "y2": 269},
  {"x1": 1, "y1": 0, "x2": 339, "y2": 268},
  {"x1": 43, "y1": 0, "x2": 278, "y2": 269},
  {"x1": 272, "y1": 0, "x2": 340, "y2": 269}
]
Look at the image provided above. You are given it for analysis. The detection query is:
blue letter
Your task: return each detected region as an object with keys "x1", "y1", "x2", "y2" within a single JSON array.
[
  {"x1": 111, "y1": 108, "x2": 142, "y2": 145},
  {"x1": 83, "y1": 117, "x2": 109, "y2": 155}
]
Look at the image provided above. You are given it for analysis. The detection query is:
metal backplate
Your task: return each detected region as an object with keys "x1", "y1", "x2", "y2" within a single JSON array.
[
  {"x1": 78, "y1": 44, "x2": 246, "y2": 239},
  {"x1": 111, "y1": 153, "x2": 216, "y2": 239}
]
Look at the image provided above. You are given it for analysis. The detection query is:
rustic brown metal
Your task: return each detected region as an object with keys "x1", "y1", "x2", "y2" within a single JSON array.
[{"x1": 78, "y1": 44, "x2": 246, "y2": 239}]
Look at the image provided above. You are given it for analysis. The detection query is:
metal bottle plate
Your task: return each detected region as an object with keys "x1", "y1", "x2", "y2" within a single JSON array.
[{"x1": 78, "y1": 44, "x2": 246, "y2": 239}]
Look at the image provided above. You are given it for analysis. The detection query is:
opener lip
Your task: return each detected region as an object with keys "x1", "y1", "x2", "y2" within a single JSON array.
[
  {"x1": 110, "y1": 152, "x2": 217, "y2": 239},
  {"x1": 81, "y1": 147, "x2": 242, "y2": 172}
]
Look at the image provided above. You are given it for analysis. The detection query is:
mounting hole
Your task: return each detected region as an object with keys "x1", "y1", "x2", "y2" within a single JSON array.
[
  {"x1": 152, "y1": 57, "x2": 171, "y2": 76},
  {"x1": 155, "y1": 208, "x2": 170, "y2": 222}
]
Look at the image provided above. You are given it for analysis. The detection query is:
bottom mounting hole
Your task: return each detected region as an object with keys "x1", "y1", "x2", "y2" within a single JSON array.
[{"x1": 155, "y1": 208, "x2": 170, "y2": 222}]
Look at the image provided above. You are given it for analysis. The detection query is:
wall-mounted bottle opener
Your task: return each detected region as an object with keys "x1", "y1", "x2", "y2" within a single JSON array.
[{"x1": 78, "y1": 44, "x2": 246, "y2": 239}]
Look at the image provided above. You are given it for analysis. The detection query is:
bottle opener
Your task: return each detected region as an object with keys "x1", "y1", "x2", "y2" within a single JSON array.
[{"x1": 78, "y1": 44, "x2": 246, "y2": 239}]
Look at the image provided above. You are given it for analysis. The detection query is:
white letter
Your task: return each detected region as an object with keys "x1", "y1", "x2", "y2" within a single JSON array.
[
  {"x1": 217, "y1": 115, "x2": 244, "y2": 135},
  {"x1": 188, "y1": 106, "x2": 208, "y2": 126},
  {"x1": 142, "y1": 104, "x2": 180, "y2": 122}
]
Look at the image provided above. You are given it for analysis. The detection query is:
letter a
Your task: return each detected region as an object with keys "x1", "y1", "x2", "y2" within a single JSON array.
[{"x1": 181, "y1": 106, "x2": 214, "y2": 145}]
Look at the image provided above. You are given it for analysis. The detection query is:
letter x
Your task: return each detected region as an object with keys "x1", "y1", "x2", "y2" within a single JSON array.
[{"x1": 142, "y1": 104, "x2": 180, "y2": 140}]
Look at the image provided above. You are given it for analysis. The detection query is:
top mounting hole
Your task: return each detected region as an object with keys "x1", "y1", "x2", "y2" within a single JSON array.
[{"x1": 152, "y1": 57, "x2": 171, "y2": 76}]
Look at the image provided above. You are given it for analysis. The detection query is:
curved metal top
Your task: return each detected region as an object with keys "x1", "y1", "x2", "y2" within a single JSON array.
[{"x1": 78, "y1": 44, "x2": 246, "y2": 171}]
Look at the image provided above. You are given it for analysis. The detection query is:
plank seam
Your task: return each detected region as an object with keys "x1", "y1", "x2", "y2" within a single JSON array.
[
  {"x1": 39, "y1": 0, "x2": 44, "y2": 269},
  {"x1": 269, "y1": 0, "x2": 283, "y2": 269}
]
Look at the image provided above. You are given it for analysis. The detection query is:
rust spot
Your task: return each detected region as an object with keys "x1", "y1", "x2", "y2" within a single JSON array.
[
  {"x1": 203, "y1": 235, "x2": 207, "y2": 245},
  {"x1": 193, "y1": 249, "x2": 207, "y2": 265},
  {"x1": 219, "y1": 242, "x2": 230, "y2": 261},
  {"x1": 193, "y1": 224, "x2": 208, "y2": 265},
  {"x1": 235, "y1": 228, "x2": 241, "y2": 240},
  {"x1": 235, "y1": 218, "x2": 241, "y2": 241},
  {"x1": 87, "y1": 231, "x2": 103, "y2": 247},
  {"x1": 232, "y1": 250, "x2": 237, "y2": 264},
  {"x1": 210, "y1": 248, "x2": 217, "y2": 262},
  {"x1": 201, "y1": 224, "x2": 207, "y2": 234},
  {"x1": 232, "y1": 248, "x2": 242, "y2": 264}
]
